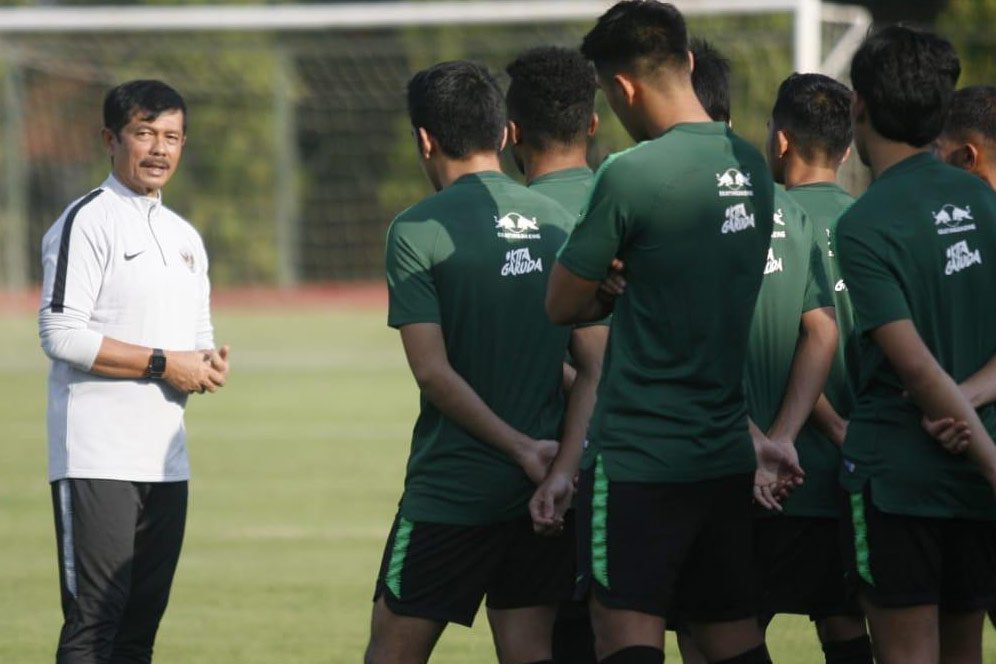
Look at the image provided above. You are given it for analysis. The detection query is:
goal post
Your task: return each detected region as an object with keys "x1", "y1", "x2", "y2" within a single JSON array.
[{"x1": 0, "y1": 1, "x2": 872, "y2": 289}]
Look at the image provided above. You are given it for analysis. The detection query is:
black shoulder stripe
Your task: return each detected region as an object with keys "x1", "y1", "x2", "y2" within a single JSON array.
[{"x1": 50, "y1": 189, "x2": 105, "y2": 313}]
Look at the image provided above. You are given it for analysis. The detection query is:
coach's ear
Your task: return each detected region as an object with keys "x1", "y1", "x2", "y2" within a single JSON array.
[
  {"x1": 588, "y1": 112, "x2": 600, "y2": 138},
  {"x1": 416, "y1": 127, "x2": 433, "y2": 160},
  {"x1": 508, "y1": 120, "x2": 522, "y2": 147}
]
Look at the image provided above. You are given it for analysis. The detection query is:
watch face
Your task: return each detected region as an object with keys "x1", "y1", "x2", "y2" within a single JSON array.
[{"x1": 150, "y1": 350, "x2": 166, "y2": 375}]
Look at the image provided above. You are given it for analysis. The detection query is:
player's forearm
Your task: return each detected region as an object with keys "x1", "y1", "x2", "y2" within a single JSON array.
[
  {"x1": 809, "y1": 394, "x2": 848, "y2": 447},
  {"x1": 768, "y1": 310, "x2": 838, "y2": 444},
  {"x1": 906, "y1": 364, "x2": 996, "y2": 487},
  {"x1": 417, "y1": 364, "x2": 532, "y2": 462},
  {"x1": 553, "y1": 335, "x2": 605, "y2": 477},
  {"x1": 960, "y1": 353, "x2": 996, "y2": 409}
]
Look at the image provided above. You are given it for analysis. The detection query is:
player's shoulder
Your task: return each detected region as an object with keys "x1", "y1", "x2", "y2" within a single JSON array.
[{"x1": 44, "y1": 187, "x2": 109, "y2": 242}]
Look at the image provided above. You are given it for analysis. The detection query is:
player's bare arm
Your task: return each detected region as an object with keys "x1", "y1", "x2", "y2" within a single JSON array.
[
  {"x1": 750, "y1": 418, "x2": 805, "y2": 512},
  {"x1": 399, "y1": 322, "x2": 558, "y2": 484},
  {"x1": 767, "y1": 306, "x2": 838, "y2": 447},
  {"x1": 546, "y1": 261, "x2": 617, "y2": 325},
  {"x1": 809, "y1": 394, "x2": 848, "y2": 447},
  {"x1": 920, "y1": 351, "x2": 996, "y2": 453},
  {"x1": 530, "y1": 324, "x2": 607, "y2": 534},
  {"x1": 872, "y1": 319, "x2": 996, "y2": 491}
]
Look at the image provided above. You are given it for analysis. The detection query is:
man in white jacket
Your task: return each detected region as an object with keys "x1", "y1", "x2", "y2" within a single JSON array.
[{"x1": 38, "y1": 79, "x2": 228, "y2": 663}]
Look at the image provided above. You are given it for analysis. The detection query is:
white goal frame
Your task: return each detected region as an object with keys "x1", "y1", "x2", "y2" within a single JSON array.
[{"x1": 0, "y1": 1, "x2": 871, "y2": 75}]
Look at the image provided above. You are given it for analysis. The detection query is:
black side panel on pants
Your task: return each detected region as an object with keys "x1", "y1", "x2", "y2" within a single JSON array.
[{"x1": 51, "y1": 479, "x2": 187, "y2": 664}]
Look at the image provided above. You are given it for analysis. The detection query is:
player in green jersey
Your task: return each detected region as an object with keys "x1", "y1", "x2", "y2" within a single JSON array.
[
  {"x1": 762, "y1": 72, "x2": 875, "y2": 664},
  {"x1": 837, "y1": 26, "x2": 996, "y2": 664},
  {"x1": 366, "y1": 60, "x2": 603, "y2": 664},
  {"x1": 505, "y1": 44, "x2": 607, "y2": 664},
  {"x1": 543, "y1": 3, "x2": 800, "y2": 663},
  {"x1": 935, "y1": 85, "x2": 996, "y2": 190}
]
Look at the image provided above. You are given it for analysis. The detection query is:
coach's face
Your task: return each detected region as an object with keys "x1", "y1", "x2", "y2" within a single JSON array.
[{"x1": 103, "y1": 108, "x2": 185, "y2": 197}]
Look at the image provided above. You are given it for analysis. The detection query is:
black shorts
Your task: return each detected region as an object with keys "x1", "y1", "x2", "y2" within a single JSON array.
[
  {"x1": 575, "y1": 457, "x2": 757, "y2": 622},
  {"x1": 842, "y1": 486, "x2": 996, "y2": 611},
  {"x1": 754, "y1": 516, "x2": 861, "y2": 620},
  {"x1": 373, "y1": 512, "x2": 574, "y2": 627}
]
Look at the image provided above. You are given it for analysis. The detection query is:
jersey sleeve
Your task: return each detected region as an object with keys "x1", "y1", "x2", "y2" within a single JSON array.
[
  {"x1": 556, "y1": 157, "x2": 631, "y2": 281},
  {"x1": 802, "y1": 231, "x2": 833, "y2": 313},
  {"x1": 194, "y1": 237, "x2": 215, "y2": 350},
  {"x1": 38, "y1": 206, "x2": 107, "y2": 369},
  {"x1": 836, "y1": 218, "x2": 911, "y2": 334},
  {"x1": 385, "y1": 217, "x2": 441, "y2": 328}
]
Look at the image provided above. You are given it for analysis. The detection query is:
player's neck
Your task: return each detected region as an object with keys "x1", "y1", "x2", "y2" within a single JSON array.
[
  {"x1": 783, "y1": 158, "x2": 839, "y2": 189},
  {"x1": 643, "y1": 87, "x2": 713, "y2": 139},
  {"x1": 435, "y1": 152, "x2": 503, "y2": 189},
  {"x1": 523, "y1": 147, "x2": 589, "y2": 185},
  {"x1": 865, "y1": 134, "x2": 930, "y2": 179}
]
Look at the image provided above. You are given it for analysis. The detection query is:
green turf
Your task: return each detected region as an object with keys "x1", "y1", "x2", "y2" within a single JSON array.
[{"x1": 2, "y1": 308, "x2": 994, "y2": 663}]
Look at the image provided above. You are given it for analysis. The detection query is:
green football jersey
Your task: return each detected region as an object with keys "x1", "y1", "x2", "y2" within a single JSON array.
[
  {"x1": 789, "y1": 182, "x2": 857, "y2": 418},
  {"x1": 746, "y1": 186, "x2": 835, "y2": 517},
  {"x1": 836, "y1": 153, "x2": 996, "y2": 520},
  {"x1": 557, "y1": 122, "x2": 775, "y2": 483},
  {"x1": 385, "y1": 171, "x2": 577, "y2": 526},
  {"x1": 529, "y1": 166, "x2": 595, "y2": 218}
]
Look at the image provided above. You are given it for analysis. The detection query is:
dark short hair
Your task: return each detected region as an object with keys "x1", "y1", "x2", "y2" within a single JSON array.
[
  {"x1": 689, "y1": 38, "x2": 731, "y2": 123},
  {"x1": 506, "y1": 46, "x2": 596, "y2": 150},
  {"x1": 103, "y1": 80, "x2": 187, "y2": 136},
  {"x1": 580, "y1": 1, "x2": 689, "y2": 75},
  {"x1": 771, "y1": 73, "x2": 853, "y2": 162},
  {"x1": 407, "y1": 61, "x2": 506, "y2": 159},
  {"x1": 850, "y1": 25, "x2": 960, "y2": 147},
  {"x1": 943, "y1": 85, "x2": 996, "y2": 144}
]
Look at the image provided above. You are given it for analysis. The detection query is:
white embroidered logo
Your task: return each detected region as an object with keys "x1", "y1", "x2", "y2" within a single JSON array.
[
  {"x1": 933, "y1": 204, "x2": 976, "y2": 235},
  {"x1": 771, "y1": 208, "x2": 786, "y2": 238},
  {"x1": 944, "y1": 240, "x2": 982, "y2": 275},
  {"x1": 722, "y1": 203, "x2": 756, "y2": 234},
  {"x1": 834, "y1": 279, "x2": 847, "y2": 292},
  {"x1": 764, "y1": 248, "x2": 784, "y2": 275},
  {"x1": 495, "y1": 212, "x2": 541, "y2": 240},
  {"x1": 716, "y1": 168, "x2": 754, "y2": 197},
  {"x1": 501, "y1": 247, "x2": 544, "y2": 277}
]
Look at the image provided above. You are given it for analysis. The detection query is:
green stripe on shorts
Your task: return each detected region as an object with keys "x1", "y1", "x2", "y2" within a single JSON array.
[
  {"x1": 385, "y1": 517, "x2": 413, "y2": 599},
  {"x1": 849, "y1": 492, "x2": 875, "y2": 586},
  {"x1": 592, "y1": 454, "x2": 610, "y2": 589}
]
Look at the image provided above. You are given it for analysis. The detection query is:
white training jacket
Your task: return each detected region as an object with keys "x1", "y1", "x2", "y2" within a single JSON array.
[{"x1": 39, "y1": 174, "x2": 214, "y2": 482}]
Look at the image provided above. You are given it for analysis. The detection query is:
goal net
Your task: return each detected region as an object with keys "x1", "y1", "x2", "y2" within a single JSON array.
[{"x1": 0, "y1": 1, "x2": 870, "y2": 288}]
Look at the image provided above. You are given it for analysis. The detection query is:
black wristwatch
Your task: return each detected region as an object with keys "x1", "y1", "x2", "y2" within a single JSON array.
[{"x1": 146, "y1": 348, "x2": 166, "y2": 379}]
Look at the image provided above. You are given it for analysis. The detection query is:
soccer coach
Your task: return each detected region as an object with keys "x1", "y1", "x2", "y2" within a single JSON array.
[{"x1": 38, "y1": 80, "x2": 228, "y2": 663}]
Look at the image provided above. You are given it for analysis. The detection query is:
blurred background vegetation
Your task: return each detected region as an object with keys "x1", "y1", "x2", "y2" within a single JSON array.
[{"x1": 0, "y1": 0, "x2": 992, "y2": 287}]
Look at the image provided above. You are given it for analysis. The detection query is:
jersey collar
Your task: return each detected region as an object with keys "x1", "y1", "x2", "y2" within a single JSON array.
[{"x1": 103, "y1": 174, "x2": 163, "y2": 217}]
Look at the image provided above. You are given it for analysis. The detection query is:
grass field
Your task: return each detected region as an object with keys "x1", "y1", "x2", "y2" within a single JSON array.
[{"x1": 2, "y1": 306, "x2": 994, "y2": 663}]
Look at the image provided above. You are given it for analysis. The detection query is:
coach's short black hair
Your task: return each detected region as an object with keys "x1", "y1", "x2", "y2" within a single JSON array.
[
  {"x1": 850, "y1": 25, "x2": 960, "y2": 147},
  {"x1": 407, "y1": 61, "x2": 506, "y2": 159},
  {"x1": 690, "y1": 38, "x2": 731, "y2": 123},
  {"x1": 506, "y1": 46, "x2": 596, "y2": 150},
  {"x1": 943, "y1": 85, "x2": 996, "y2": 144},
  {"x1": 103, "y1": 80, "x2": 187, "y2": 137},
  {"x1": 772, "y1": 73, "x2": 853, "y2": 163},
  {"x1": 580, "y1": 1, "x2": 689, "y2": 75}
]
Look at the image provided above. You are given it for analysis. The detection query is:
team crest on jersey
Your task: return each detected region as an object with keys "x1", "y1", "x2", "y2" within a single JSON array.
[
  {"x1": 495, "y1": 212, "x2": 541, "y2": 240},
  {"x1": 722, "y1": 203, "x2": 756, "y2": 234},
  {"x1": 716, "y1": 168, "x2": 753, "y2": 197},
  {"x1": 180, "y1": 250, "x2": 196, "y2": 273},
  {"x1": 944, "y1": 240, "x2": 982, "y2": 275},
  {"x1": 763, "y1": 248, "x2": 784, "y2": 275},
  {"x1": 771, "y1": 209, "x2": 786, "y2": 238},
  {"x1": 933, "y1": 204, "x2": 976, "y2": 235},
  {"x1": 501, "y1": 247, "x2": 543, "y2": 276}
]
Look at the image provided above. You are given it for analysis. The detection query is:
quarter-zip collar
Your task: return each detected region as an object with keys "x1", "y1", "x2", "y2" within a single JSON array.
[{"x1": 103, "y1": 173, "x2": 162, "y2": 219}]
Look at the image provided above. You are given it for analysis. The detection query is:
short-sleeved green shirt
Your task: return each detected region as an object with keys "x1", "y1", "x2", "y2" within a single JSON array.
[
  {"x1": 789, "y1": 182, "x2": 857, "y2": 418},
  {"x1": 386, "y1": 171, "x2": 577, "y2": 526},
  {"x1": 529, "y1": 166, "x2": 595, "y2": 219},
  {"x1": 557, "y1": 122, "x2": 775, "y2": 482},
  {"x1": 746, "y1": 186, "x2": 836, "y2": 516},
  {"x1": 836, "y1": 153, "x2": 996, "y2": 520}
]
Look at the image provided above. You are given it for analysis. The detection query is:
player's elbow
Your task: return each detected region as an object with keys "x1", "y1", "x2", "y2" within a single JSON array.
[{"x1": 409, "y1": 359, "x2": 447, "y2": 393}]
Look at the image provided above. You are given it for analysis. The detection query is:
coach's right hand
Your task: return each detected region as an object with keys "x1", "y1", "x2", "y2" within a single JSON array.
[{"x1": 164, "y1": 349, "x2": 227, "y2": 394}]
